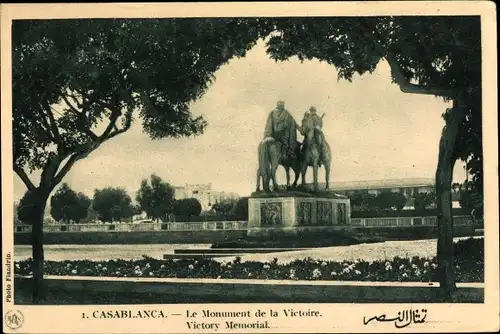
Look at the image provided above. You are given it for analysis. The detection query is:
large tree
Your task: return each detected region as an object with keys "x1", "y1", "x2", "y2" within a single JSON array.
[
  {"x1": 232, "y1": 197, "x2": 250, "y2": 220},
  {"x1": 414, "y1": 191, "x2": 437, "y2": 212},
  {"x1": 50, "y1": 183, "x2": 91, "y2": 223},
  {"x1": 16, "y1": 190, "x2": 39, "y2": 225},
  {"x1": 260, "y1": 16, "x2": 481, "y2": 299},
  {"x1": 459, "y1": 180, "x2": 483, "y2": 219},
  {"x1": 173, "y1": 198, "x2": 203, "y2": 221},
  {"x1": 136, "y1": 174, "x2": 175, "y2": 222},
  {"x1": 13, "y1": 18, "x2": 267, "y2": 302},
  {"x1": 92, "y1": 187, "x2": 134, "y2": 223},
  {"x1": 212, "y1": 198, "x2": 238, "y2": 215},
  {"x1": 374, "y1": 191, "x2": 407, "y2": 211}
]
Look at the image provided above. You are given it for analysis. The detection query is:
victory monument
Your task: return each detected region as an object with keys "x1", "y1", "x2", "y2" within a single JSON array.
[{"x1": 249, "y1": 101, "x2": 352, "y2": 237}]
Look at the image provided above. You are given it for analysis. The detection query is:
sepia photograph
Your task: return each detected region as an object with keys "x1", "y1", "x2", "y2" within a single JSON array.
[{"x1": 2, "y1": 2, "x2": 498, "y2": 333}]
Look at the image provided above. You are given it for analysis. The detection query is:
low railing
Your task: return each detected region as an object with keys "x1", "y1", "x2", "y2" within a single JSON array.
[
  {"x1": 350, "y1": 215, "x2": 477, "y2": 228},
  {"x1": 14, "y1": 215, "x2": 478, "y2": 234},
  {"x1": 15, "y1": 221, "x2": 249, "y2": 233}
]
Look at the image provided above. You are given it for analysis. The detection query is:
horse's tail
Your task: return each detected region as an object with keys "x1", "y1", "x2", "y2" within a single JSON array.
[{"x1": 258, "y1": 138, "x2": 273, "y2": 186}]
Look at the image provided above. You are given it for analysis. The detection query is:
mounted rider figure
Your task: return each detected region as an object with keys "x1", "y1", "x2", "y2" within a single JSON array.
[
  {"x1": 263, "y1": 100, "x2": 299, "y2": 160},
  {"x1": 306, "y1": 106, "x2": 326, "y2": 165}
]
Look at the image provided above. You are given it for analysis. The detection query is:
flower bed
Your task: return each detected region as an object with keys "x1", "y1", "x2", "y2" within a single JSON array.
[{"x1": 14, "y1": 238, "x2": 483, "y2": 283}]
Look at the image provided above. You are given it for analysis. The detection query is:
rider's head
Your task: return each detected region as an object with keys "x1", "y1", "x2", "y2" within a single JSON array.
[
  {"x1": 309, "y1": 106, "x2": 317, "y2": 114},
  {"x1": 277, "y1": 101, "x2": 285, "y2": 110}
]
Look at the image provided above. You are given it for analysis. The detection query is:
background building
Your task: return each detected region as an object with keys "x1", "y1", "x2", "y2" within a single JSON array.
[
  {"x1": 310, "y1": 177, "x2": 461, "y2": 209},
  {"x1": 174, "y1": 183, "x2": 239, "y2": 211},
  {"x1": 330, "y1": 177, "x2": 435, "y2": 197}
]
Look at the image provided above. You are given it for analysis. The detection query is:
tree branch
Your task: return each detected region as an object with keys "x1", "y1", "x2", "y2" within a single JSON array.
[
  {"x1": 67, "y1": 92, "x2": 84, "y2": 109},
  {"x1": 39, "y1": 100, "x2": 63, "y2": 146},
  {"x1": 357, "y1": 21, "x2": 456, "y2": 99},
  {"x1": 52, "y1": 140, "x2": 101, "y2": 187},
  {"x1": 107, "y1": 125, "x2": 129, "y2": 140},
  {"x1": 73, "y1": 87, "x2": 101, "y2": 111},
  {"x1": 14, "y1": 165, "x2": 36, "y2": 192},
  {"x1": 61, "y1": 94, "x2": 98, "y2": 140},
  {"x1": 52, "y1": 154, "x2": 80, "y2": 187},
  {"x1": 385, "y1": 52, "x2": 456, "y2": 98},
  {"x1": 40, "y1": 154, "x2": 63, "y2": 190},
  {"x1": 100, "y1": 109, "x2": 121, "y2": 139}
]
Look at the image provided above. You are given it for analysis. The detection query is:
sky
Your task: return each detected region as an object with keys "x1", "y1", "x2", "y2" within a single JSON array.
[{"x1": 13, "y1": 40, "x2": 467, "y2": 202}]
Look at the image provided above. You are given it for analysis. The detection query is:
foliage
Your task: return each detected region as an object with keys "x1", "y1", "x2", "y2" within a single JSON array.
[
  {"x1": 14, "y1": 238, "x2": 483, "y2": 283},
  {"x1": 264, "y1": 16, "x2": 480, "y2": 94},
  {"x1": 13, "y1": 18, "x2": 269, "y2": 181},
  {"x1": 17, "y1": 190, "x2": 39, "y2": 225},
  {"x1": 92, "y1": 187, "x2": 134, "y2": 223},
  {"x1": 378, "y1": 192, "x2": 407, "y2": 211},
  {"x1": 261, "y1": 15, "x2": 482, "y2": 193},
  {"x1": 136, "y1": 174, "x2": 175, "y2": 222},
  {"x1": 350, "y1": 192, "x2": 377, "y2": 211},
  {"x1": 211, "y1": 197, "x2": 248, "y2": 219},
  {"x1": 12, "y1": 18, "x2": 269, "y2": 300},
  {"x1": 81, "y1": 205, "x2": 99, "y2": 224},
  {"x1": 173, "y1": 198, "x2": 202, "y2": 221},
  {"x1": 413, "y1": 191, "x2": 437, "y2": 212},
  {"x1": 50, "y1": 183, "x2": 91, "y2": 223},
  {"x1": 132, "y1": 204, "x2": 143, "y2": 216},
  {"x1": 14, "y1": 202, "x2": 21, "y2": 225},
  {"x1": 232, "y1": 197, "x2": 249, "y2": 219},
  {"x1": 350, "y1": 191, "x2": 406, "y2": 211},
  {"x1": 459, "y1": 181, "x2": 483, "y2": 218},
  {"x1": 211, "y1": 198, "x2": 238, "y2": 215}
]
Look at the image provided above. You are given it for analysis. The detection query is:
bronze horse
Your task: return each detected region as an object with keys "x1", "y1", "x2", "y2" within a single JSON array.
[
  {"x1": 256, "y1": 140, "x2": 302, "y2": 192},
  {"x1": 299, "y1": 113, "x2": 332, "y2": 191}
]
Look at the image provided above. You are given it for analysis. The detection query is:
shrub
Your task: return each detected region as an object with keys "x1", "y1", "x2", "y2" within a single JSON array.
[{"x1": 14, "y1": 238, "x2": 483, "y2": 283}]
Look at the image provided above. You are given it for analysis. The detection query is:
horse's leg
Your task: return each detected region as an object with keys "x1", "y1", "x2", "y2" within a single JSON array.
[
  {"x1": 285, "y1": 166, "x2": 291, "y2": 189},
  {"x1": 324, "y1": 146, "x2": 332, "y2": 190},
  {"x1": 292, "y1": 165, "x2": 300, "y2": 187},
  {"x1": 324, "y1": 161, "x2": 331, "y2": 190},
  {"x1": 313, "y1": 159, "x2": 319, "y2": 192},
  {"x1": 271, "y1": 161, "x2": 279, "y2": 191},
  {"x1": 269, "y1": 146, "x2": 280, "y2": 191},
  {"x1": 263, "y1": 174, "x2": 270, "y2": 192},
  {"x1": 256, "y1": 168, "x2": 261, "y2": 192},
  {"x1": 301, "y1": 159, "x2": 308, "y2": 187}
]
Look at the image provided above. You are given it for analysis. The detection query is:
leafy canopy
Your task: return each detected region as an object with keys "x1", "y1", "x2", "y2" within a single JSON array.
[
  {"x1": 92, "y1": 187, "x2": 134, "y2": 223},
  {"x1": 17, "y1": 190, "x2": 39, "y2": 225},
  {"x1": 136, "y1": 174, "x2": 175, "y2": 222},
  {"x1": 261, "y1": 16, "x2": 482, "y2": 187},
  {"x1": 212, "y1": 198, "x2": 238, "y2": 215},
  {"x1": 13, "y1": 18, "x2": 269, "y2": 192},
  {"x1": 173, "y1": 198, "x2": 202, "y2": 221},
  {"x1": 50, "y1": 183, "x2": 91, "y2": 223}
]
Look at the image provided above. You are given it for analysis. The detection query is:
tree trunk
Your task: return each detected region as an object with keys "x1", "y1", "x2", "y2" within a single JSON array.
[
  {"x1": 435, "y1": 99, "x2": 467, "y2": 301},
  {"x1": 31, "y1": 189, "x2": 50, "y2": 304}
]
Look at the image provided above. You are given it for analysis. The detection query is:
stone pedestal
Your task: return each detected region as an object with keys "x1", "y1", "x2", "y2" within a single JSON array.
[{"x1": 247, "y1": 192, "x2": 351, "y2": 237}]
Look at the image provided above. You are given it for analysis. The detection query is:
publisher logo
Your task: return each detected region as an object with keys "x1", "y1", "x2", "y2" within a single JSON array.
[{"x1": 5, "y1": 310, "x2": 24, "y2": 330}]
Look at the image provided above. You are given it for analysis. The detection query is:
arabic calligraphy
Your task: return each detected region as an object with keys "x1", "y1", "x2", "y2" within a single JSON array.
[{"x1": 363, "y1": 308, "x2": 427, "y2": 328}]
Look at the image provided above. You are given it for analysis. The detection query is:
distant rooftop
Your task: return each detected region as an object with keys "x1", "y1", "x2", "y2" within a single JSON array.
[{"x1": 309, "y1": 177, "x2": 435, "y2": 191}]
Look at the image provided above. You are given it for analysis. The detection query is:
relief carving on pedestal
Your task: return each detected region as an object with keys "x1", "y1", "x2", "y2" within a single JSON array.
[
  {"x1": 317, "y1": 201, "x2": 333, "y2": 225},
  {"x1": 337, "y1": 203, "x2": 347, "y2": 225},
  {"x1": 297, "y1": 201, "x2": 313, "y2": 225},
  {"x1": 260, "y1": 202, "x2": 283, "y2": 226}
]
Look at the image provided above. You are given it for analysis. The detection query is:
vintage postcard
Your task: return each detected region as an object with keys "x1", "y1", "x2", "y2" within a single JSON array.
[{"x1": 1, "y1": 1, "x2": 498, "y2": 333}]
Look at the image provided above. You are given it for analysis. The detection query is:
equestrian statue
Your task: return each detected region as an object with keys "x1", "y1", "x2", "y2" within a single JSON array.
[
  {"x1": 299, "y1": 106, "x2": 332, "y2": 192},
  {"x1": 256, "y1": 102, "x2": 331, "y2": 193}
]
